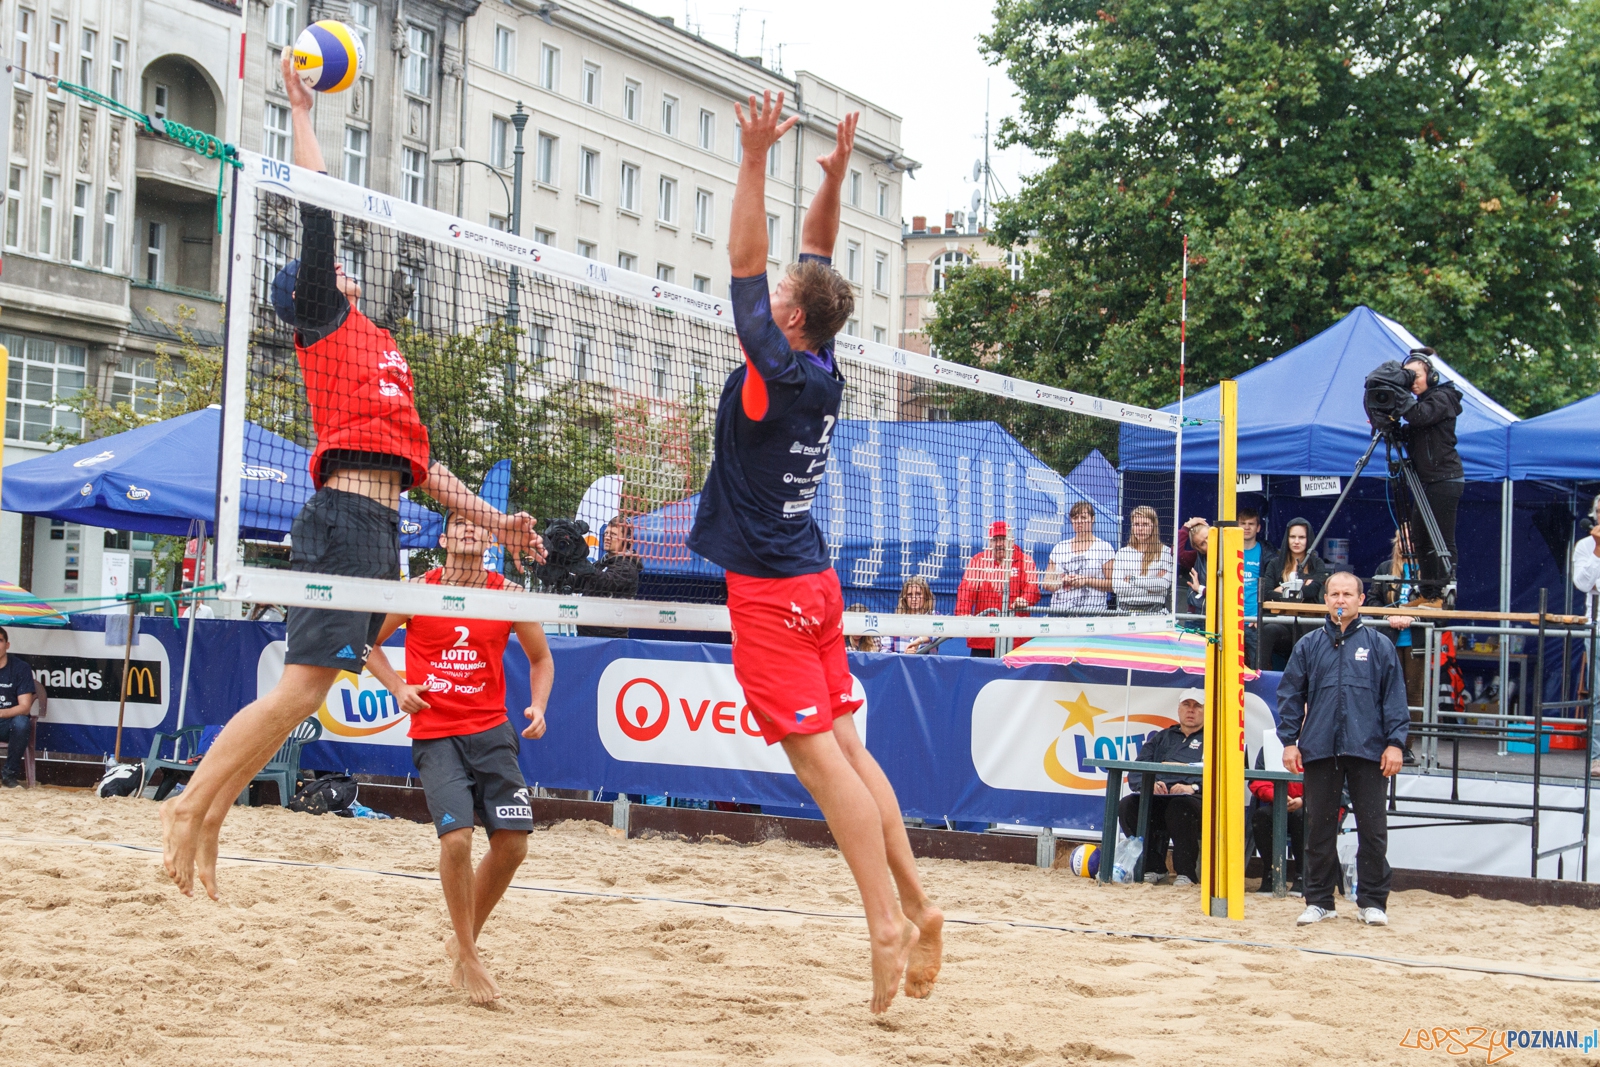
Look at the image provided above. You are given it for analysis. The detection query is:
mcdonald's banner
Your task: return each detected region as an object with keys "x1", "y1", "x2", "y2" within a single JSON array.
[{"x1": 19, "y1": 616, "x2": 1280, "y2": 829}]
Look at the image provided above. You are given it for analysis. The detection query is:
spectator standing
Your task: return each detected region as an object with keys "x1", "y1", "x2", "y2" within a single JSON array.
[
  {"x1": 1399, "y1": 349, "x2": 1463, "y2": 602},
  {"x1": 1572, "y1": 494, "x2": 1600, "y2": 775},
  {"x1": 1278, "y1": 570, "x2": 1409, "y2": 927},
  {"x1": 1374, "y1": 524, "x2": 1428, "y2": 716},
  {"x1": 577, "y1": 519, "x2": 643, "y2": 638},
  {"x1": 0, "y1": 627, "x2": 37, "y2": 788},
  {"x1": 1117, "y1": 693, "x2": 1206, "y2": 885},
  {"x1": 1258, "y1": 517, "x2": 1328, "y2": 669},
  {"x1": 955, "y1": 521, "x2": 1040, "y2": 658},
  {"x1": 1233, "y1": 508, "x2": 1266, "y2": 667},
  {"x1": 883, "y1": 577, "x2": 935, "y2": 654},
  {"x1": 1041, "y1": 502, "x2": 1115, "y2": 615},
  {"x1": 1110, "y1": 506, "x2": 1173, "y2": 614}
]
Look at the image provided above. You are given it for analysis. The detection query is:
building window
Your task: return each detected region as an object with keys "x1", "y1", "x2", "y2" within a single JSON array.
[
  {"x1": 145, "y1": 220, "x2": 164, "y2": 282},
  {"x1": 698, "y1": 109, "x2": 714, "y2": 151},
  {"x1": 47, "y1": 18, "x2": 64, "y2": 88},
  {"x1": 614, "y1": 337, "x2": 635, "y2": 386},
  {"x1": 931, "y1": 250, "x2": 971, "y2": 291},
  {"x1": 340, "y1": 246, "x2": 366, "y2": 289},
  {"x1": 657, "y1": 176, "x2": 676, "y2": 224},
  {"x1": 78, "y1": 28, "x2": 95, "y2": 89},
  {"x1": 152, "y1": 84, "x2": 169, "y2": 120},
  {"x1": 102, "y1": 189, "x2": 118, "y2": 271},
  {"x1": 874, "y1": 251, "x2": 888, "y2": 292},
  {"x1": 619, "y1": 163, "x2": 639, "y2": 212},
  {"x1": 343, "y1": 127, "x2": 369, "y2": 187},
  {"x1": 110, "y1": 38, "x2": 126, "y2": 103},
  {"x1": 493, "y1": 25, "x2": 515, "y2": 74},
  {"x1": 263, "y1": 103, "x2": 290, "y2": 162},
  {"x1": 405, "y1": 26, "x2": 433, "y2": 96},
  {"x1": 536, "y1": 133, "x2": 557, "y2": 185},
  {"x1": 877, "y1": 181, "x2": 888, "y2": 217},
  {"x1": 112, "y1": 355, "x2": 167, "y2": 416},
  {"x1": 490, "y1": 115, "x2": 508, "y2": 169},
  {"x1": 617, "y1": 251, "x2": 636, "y2": 271},
  {"x1": 581, "y1": 61, "x2": 599, "y2": 105},
  {"x1": 846, "y1": 241, "x2": 861, "y2": 283},
  {"x1": 528, "y1": 323, "x2": 548, "y2": 364},
  {"x1": 37, "y1": 174, "x2": 54, "y2": 256},
  {"x1": 539, "y1": 43, "x2": 558, "y2": 91},
  {"x1": 70, "y1": 181, "x2": 88, "y2": 264},
  {"x1": 652, "y1": 348, "x2": 670, "y2": 397},
  {"x1": 661, "y1": 94, "x2": 678, "y2": 136},
  {"x1": 846, "y1": 318, "x2": 859, "y2": 337},
  {"x1": 577, "y1": 239, "x2": 596, "y2": 259},
  {"x1": 693, "y1": 274, "x2": 709, "y2": 293},
  {"x1": 5, "y1": 167, "x2": 22, "y2": 250},
  {"x1": 623, "y1": 79, "x2": 640, "y2": 122},
  {"x1": 873, "y1": 326, "x2": 886, "y2": 344},
  {"x1": 13, "y1": 9, "x2": 31, "y2": 87},
  {"x1": 401, "y1": 147, "x2": 425, "y2": 203},
  {"x1": 1005, "y1": 250, "x2": 1026, "y2": 281},
  {"x1": 347, "y1": 2, "x2": 375, "y2": 55},
  {"x1": 655, "y1": 263, "x2": 674, "y2": 284},
  {"x1": 579, "y1": 148, "x2": 598, "y2": 199},
  {"x1": 267, "y1": 1, "x2": 296, "y2": 47},
  {"x1": 574, "y1": 333, "x2": 593, "y2": 381},
  {"x1": 765, "y1": 213, "x2": 779, "y2": 258},
  {"x1": 533, "y1": 226, "x2": 554, "y2": 245},
  {"x1": 489, "y1": 213, "x2": 508, "y2": 231},
  {"x1": 848, "y1": 170, "x2": 861, "y2": 208},
  {"x1": 3, "y1": 334, "x2": 87, "y2": 443},
  {"x1": 767, "y1": 141, "x2": 780, "y2": 177},
  {"x1": 694, "y1": 189, "x2": 712, "y2": 236}
]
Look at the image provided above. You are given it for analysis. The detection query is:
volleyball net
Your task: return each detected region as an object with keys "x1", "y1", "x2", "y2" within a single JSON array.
[{"x1": 215, "y1": 153, "x2": 1182, "y2": 637}]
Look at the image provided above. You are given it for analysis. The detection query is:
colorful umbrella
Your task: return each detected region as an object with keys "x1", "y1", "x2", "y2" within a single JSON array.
[
  {"x1": 0, "y1": 579, "x2": 68, "y2": 627},
  {"x1": 1002, "y1": 628, "x2": 1259, "y2": 680}
]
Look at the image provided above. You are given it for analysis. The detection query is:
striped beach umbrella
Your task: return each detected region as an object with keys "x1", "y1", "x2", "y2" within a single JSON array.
[
  {"x1": 0, "y1": 579, "x2": 68, "y2": 627},
  {"x1": 1003, "y1": 628, "x2": 1258, "y2": 679}
]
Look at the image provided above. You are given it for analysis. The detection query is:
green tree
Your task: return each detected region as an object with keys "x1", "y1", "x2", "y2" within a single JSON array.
[{"x1": 933, "y1": 0, "x2": 1600, "y2": 418}]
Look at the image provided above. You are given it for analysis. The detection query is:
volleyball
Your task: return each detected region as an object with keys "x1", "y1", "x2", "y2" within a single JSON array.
[
  {"x1": 291, "y1": 20, "x2": 365, "y2": 93},
  {"x1": 1067, "y1": 843, "x2": 1100, "y2": 878}
]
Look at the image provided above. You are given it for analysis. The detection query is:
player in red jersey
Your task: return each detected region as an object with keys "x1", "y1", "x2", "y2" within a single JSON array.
[
  {"x1": 364, "y1": 513, "x2": 554, "y2": 1005},
  {"x1": 162, "y1": 50, "x2": 544, "y2": 901},
  {"x1": 685, "y1": 93, "x2": 943, "y2": 1013}
]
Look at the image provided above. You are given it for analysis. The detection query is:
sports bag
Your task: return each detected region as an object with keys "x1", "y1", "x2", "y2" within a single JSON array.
[
  {"x1": 287, "y1": 773, "x2": 358, "y2": 816},
  {"x1": 95, "y1": 761, "x2": 145, "y2": 799}
]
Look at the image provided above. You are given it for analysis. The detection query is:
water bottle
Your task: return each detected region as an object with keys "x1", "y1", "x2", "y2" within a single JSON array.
[{"x1": 1112, "y1": 835, "x2": 1144, "y2": 884}]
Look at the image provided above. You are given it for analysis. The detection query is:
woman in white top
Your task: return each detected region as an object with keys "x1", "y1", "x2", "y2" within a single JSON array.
[
  {"x1": 883, "y1": 576, "x2": 936, "y2": 653},
  {"x1": 1111, "y1": 505, "x2": 1173, "y2": 613},
  {"x1": 1042, "y1": 501, "x2": 1115, "y2": 614}
]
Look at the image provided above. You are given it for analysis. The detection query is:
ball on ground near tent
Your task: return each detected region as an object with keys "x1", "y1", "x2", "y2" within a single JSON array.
[
  {"x1": 1066, "y1": 843, "x2": 1100, "y2": 878},
  {"x1": 292, "y1": 20, "x2": 365, "y2": 93}
]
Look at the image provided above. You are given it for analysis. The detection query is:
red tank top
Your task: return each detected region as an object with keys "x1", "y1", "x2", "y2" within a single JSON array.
[
  {"x1": 296, "y1": 306, "x2": 431, "y2": 489},
  {"x1": 403, "y1": 569, "x2": 514, "y2": 739}
]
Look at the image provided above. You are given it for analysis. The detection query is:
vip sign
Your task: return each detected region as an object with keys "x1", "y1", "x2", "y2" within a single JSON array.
[
  {"x1": 969, "y1": 680, "x2": 1276, "y2": 794},
  {"x1": 8, "y1": 628, "x2": 170, "y2": 728},
  {"x1": 596, "y1": 658, "x2": 867, "y2": 775},
  {"x1": 256, "y1": 641, "x2": 412, "y2": 745}
]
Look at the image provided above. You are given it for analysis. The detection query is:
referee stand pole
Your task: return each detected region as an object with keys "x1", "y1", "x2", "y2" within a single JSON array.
[{"x1": 1201, "y1": 379, "x2": 1247, "y2": 919}]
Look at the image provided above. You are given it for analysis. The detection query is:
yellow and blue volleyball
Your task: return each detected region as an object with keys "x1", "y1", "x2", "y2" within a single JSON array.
[
  {"x1": 1067, "y1": 843, "x2": 1100, "y2": 878},
  {"x1": 292, "y1": 20, "x2": 364, "y2": 93}
]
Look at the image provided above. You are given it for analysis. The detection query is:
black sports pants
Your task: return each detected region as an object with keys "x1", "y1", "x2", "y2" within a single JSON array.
[
  {"x1": 1408, "y1": 479, "x2": 1462, "y2": 599},
  {"x1": 1302, "y1": 755, "x2": 1392, "y2": 911},
  {"x1": 1118, "y1": 792, "x2": 1202, "y2": 882}
]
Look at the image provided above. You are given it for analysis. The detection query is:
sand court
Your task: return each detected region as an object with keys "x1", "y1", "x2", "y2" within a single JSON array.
[{"x1": 1, "y1": 786, "x2": 1596, "y2": 1066}]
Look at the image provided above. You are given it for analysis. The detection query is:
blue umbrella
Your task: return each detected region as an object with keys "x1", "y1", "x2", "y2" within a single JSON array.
[{"x1": 0, "y1": 406, "x2": 442, "y2": 547}]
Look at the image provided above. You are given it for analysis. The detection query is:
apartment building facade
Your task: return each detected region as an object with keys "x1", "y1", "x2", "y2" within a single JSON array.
[{"x1": 900, "y1": 209, "x2": 1026, "y2": 357}]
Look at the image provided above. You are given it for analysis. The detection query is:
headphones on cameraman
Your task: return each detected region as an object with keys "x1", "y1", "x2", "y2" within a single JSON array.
[{"x1": 1406, "y1": 347, "x2": 1440, "y2": 388}]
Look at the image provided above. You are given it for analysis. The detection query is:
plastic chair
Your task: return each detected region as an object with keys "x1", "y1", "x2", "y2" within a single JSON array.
[
  {"x1": 143, "y1": 725, "x2": 208, "y2": 801},
  {"x1": 243, "y1": 716, "x2": 322, "y2": 807}
]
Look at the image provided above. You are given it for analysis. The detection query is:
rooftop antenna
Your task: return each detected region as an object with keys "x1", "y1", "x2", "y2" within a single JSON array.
[
  {"x1": 759, "y1": 18, "x2": 766, "y2": 61},
  {"x1": 733, "y1": 8, "x2": 743, "y2": 53}
]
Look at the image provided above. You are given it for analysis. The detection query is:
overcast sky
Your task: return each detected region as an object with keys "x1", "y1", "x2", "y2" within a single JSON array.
[{"x1": 627, "y1": 0, "x2": 1041, "y2": 227}]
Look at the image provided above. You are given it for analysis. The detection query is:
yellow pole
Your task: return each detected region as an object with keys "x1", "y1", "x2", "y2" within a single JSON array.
[{"x1": 1201, "y1": 379, "x2": 1247, "y2": 918}]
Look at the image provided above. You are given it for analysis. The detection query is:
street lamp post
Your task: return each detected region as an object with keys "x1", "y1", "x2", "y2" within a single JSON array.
[{"x1": 506, "y1": 102, "x2": 529, "y2": 388}]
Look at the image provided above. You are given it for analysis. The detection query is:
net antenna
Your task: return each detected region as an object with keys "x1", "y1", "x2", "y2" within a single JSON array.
[{"x1": 215, "y1": 152, "x2": 1182, "y2": 639}]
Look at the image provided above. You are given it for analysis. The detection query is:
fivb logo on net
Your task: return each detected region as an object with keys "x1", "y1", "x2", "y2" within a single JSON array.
[{"x1": 596, "y1": 658, "x2": 867, "y2": 775}]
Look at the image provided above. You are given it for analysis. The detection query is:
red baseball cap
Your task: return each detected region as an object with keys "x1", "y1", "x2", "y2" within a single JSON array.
[{"x1": 988, "y1": 520, "x2": 1010, "y2": 537}]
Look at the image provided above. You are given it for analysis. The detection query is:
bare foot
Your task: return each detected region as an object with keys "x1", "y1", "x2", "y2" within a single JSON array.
[
  {"x1": 160, "y1": 797, "x2": 199, "y2": 897},
  {"x1": 445, "y1": 933, "x2": 461, "y2": 968},
  {"x1": 903, "y1": 904, "x2": 944, "y2": 998},
  {"x1": 456, "y1": 955, "x2": 501, "y2": 1005},
  {"x1": 869, "y1": 919, "x2": 918, "y2": 1015},
  {"x1": 195, "y1": 814, "x2": 224, "y2": 901}
]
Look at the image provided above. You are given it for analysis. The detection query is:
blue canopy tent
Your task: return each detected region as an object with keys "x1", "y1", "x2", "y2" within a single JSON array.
[
  {"x1": 630, "y1": 420, "x2": 1124, "y2": 612},
  {"x1": 0, "y1": 406, "x2": 443, "y2": 546},
  {"x1": 1509, "y1": 392, "x2": 1600, "y2": 482}
]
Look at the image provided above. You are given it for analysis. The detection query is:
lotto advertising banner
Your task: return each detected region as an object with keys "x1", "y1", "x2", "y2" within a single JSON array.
[{"x1": 21, "y1": 617, "x2": 1280, "y2": 829}]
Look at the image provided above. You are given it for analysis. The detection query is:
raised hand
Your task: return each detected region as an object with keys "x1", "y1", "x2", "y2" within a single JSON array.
[
  {"x1": 816, "y1": 111, "x2": 860, "y2": 184},
  {"x1": 735, "y1": 90, "x2": 798, "y2": 162},
  {"x1": 280, "y1": 47, "x2": 315, "y2": 113}
]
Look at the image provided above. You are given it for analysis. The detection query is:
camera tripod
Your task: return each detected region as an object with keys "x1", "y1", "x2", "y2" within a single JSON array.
[{"x1": 1307, "y1": 427, "x2": 1456, "y2": 606}]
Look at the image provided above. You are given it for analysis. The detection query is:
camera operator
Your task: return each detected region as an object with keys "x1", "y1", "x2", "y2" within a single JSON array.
[{"x1": 1399, "y1": 348, "x2": 1463, "y2": 602}]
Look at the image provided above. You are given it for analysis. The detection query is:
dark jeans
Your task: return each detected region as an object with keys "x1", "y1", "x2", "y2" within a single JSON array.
[
  {"x1": 1244, "y1": 623, "x2": 1259, "y2": 670},
  {"x1": 1302, "y1": 755, "x2": 1392, "y2": 911},
  {"x1": 1251, "y1": 802, "x2": 1305, "y2": 889},
  {"x1": 2, "y1": 713, "x2": 30, "y2": 780},
  {"x1": 1409, "y1": 479, "x2": 1462, "y2": 599},
  {"x1": 1118, "y1": 791, "x2": 1202, "y2": 881}
]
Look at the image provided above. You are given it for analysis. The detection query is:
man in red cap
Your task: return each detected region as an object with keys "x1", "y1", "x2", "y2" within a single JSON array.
[{"x1": 954, "y1": 520, "x2": 1040, "y2": 657}]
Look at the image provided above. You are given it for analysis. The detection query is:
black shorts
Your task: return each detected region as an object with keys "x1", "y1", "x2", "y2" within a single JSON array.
[
  {"x1": 285, "y1": 487, "x2": 401, "y2": 669},
  {"x1": 411, "y1": 720, "x2": 533, "y2": 837}
]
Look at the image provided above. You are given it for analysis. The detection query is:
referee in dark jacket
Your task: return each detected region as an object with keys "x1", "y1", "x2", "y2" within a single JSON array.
[{"x1": 1278, "y1": 570, "x2": 1410, "y2": 928}]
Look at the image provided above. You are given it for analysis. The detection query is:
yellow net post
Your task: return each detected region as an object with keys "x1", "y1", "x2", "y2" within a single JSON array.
[{"x1": 1201, "y1": 379, "x2": 1247, "y2": 918}]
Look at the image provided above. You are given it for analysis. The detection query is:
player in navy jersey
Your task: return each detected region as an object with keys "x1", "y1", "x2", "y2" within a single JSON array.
[{"x1": 687, "y1": 91, "x2": 943, "y2": 1014}]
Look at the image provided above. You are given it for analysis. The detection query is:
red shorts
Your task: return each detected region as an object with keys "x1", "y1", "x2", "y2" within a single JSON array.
[{"x1": 725, "y1": 569, "x2": 862, "y2": 745}]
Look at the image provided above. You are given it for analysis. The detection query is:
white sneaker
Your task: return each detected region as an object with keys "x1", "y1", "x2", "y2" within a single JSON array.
[
  {"x1": 1357, "y1": 906, "x2": 1389, "y2": 926},
  {"x1": 1144, "y1": 872, "x2": 1163, "y2": 885},
  {"x1": 1173, "y1": 875, "x2": 1195, "y2": 887},
  {"x1": 1297, "y1": 905, "x2": 1335, "y2": 925}
]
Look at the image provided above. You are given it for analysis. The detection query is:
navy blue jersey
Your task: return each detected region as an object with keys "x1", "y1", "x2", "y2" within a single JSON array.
[{"x1": 688, "y1": 255, "x2": 845, "y2": 579}]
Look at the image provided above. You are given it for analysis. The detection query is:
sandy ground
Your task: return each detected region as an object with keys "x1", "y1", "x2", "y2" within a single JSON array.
[{"x1": 1, "y1": 788, "x2": 1597, "y2": 1066}]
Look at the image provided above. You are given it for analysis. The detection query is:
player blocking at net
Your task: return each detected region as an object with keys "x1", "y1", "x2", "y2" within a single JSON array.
[
  {"x1": 161, "y1": 50, "x2": 543, "y2": 901},
  {"x1": 361, "y1": 514, "x2": 554, "y2": 1005},
  {"x1": 685, "y1": 92, "x2": 943, "y2": 1014}
]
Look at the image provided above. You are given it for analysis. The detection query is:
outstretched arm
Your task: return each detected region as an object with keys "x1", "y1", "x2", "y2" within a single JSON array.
[
  {"x1": 283, "y1": 50, "x2": 326, "y2": 174},
  {"x1": 801, "y1": 111, "x2": 859, "y2": 258},
  {"x1": 423, "y1": 463, "x2": 545, "y2": 562},
  {"x1": 729, "y1": 91, "x2": 797, "y2": 277}
]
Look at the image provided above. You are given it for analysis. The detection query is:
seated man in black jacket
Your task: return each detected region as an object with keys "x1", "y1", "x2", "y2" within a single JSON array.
[
  {"x1": 1399, "y1": 349, "x2": 1463, "y2": 602},
  {"x1": 577, "y1": 518, "x2": 642, "y2": 638},
  {"x1": 1117, "y1": 692, "x2": 1206, "y2": 886}
]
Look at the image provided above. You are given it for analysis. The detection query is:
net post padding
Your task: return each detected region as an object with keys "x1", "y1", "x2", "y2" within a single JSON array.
[{"x1": 217, "y1": 150, "x2": 1182, "y2": 634}]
